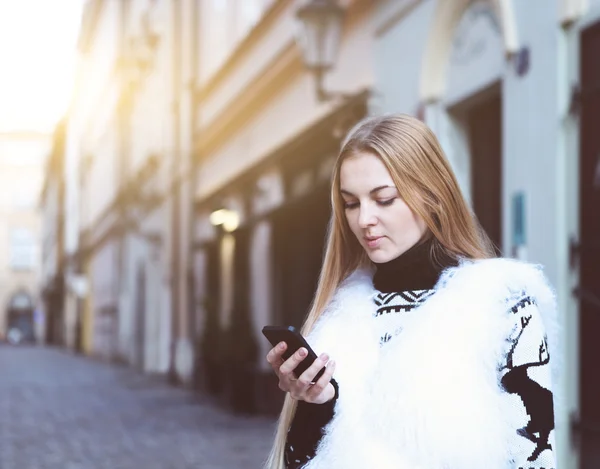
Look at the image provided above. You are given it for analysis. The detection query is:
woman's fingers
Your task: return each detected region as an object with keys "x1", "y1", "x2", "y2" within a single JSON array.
[
  {"x1": 266, "y1": 342, "x2": 286, "y2": 375},
  {"x1": 305, "y1": 358, "x2": 336, "y2": 402},
  {"x1": 278, "y1": 347, "x2": 309, "y2": 382},
  {"x1": 267, "y1": 344, "x2": 337, "y2": 403},
  {"x1": 296, "y1": 352, "x2": 329, "y2": 387},
  {"x1": 288, "y1": 353, "x2": 336, "y2": 403}
]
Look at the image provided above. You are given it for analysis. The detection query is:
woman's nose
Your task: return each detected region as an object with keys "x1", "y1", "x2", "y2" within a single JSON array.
[{"x1": 358, "y1": 205, "x2": 377, "y2": 228}]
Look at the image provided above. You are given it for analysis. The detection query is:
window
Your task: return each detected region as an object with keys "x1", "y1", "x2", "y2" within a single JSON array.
[{"x1": 10, "y1": 228, "x2": 36, "y2": 270}]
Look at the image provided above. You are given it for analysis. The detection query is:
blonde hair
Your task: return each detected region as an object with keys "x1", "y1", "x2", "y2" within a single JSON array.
[{"x1": 264, "y1": 114, "x2": 496, "y2": 468}]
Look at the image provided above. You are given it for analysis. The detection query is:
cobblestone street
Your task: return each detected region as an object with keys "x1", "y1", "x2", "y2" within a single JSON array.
[{"x1": 0, "y1": 346, "x2": 276, "y2": 469}]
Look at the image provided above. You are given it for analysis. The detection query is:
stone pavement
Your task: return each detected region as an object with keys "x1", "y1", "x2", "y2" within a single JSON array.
[{"x1": 0, "y1": 345, "x2": 277, "y2": 469}]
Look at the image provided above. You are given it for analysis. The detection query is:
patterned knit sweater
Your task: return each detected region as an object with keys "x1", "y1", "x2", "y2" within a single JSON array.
[{"x1": 284, "y1": 240, "x2": 556, "y2": 469}]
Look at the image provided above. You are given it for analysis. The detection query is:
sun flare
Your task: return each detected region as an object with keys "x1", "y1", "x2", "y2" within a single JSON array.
[{"x1": 0, "y1": 0, "x2": 84, "y2": 133}]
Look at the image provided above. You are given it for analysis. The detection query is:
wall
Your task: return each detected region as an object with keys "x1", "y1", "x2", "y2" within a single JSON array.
[
  {"x1": 77, "y1": 0, "x2": 122, "y2": 233},
  {"x1": 89, "y1": 240, "x2": 118, "y2": 359},
  {"x1": 373, "y1": 0, "x2": 433, "y2": 114},
  {"x1": 501, "y1": 0, "x2": 561, "y2": 278}
]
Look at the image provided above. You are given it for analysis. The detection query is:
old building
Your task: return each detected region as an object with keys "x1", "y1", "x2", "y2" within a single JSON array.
[
  {"x1": 65, "y1": 0, "x2": 195, "y2": 375},
  {"x1": 0, "y1": 132, "x2": 48, "y2": 345}
]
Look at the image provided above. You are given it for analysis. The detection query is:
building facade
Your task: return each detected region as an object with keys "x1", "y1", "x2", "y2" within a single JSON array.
[
  {"x1": 64, "y1": 0, "x2": 196, "y2": 376},
  {"x1": 0, "y1": 132, "x2": 48, "y2": 345},
  {"x1": 69, "y1": 0, "x2": 125, "y2": 362}
]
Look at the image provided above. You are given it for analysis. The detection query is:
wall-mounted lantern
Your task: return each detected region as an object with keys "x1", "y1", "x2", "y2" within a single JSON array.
[
  {"x1": 210, "y1": 209, "x2": 240, "y2": 233},
  {"x1": 295, "y1": 0, "x2": 347, "y2": 102}
]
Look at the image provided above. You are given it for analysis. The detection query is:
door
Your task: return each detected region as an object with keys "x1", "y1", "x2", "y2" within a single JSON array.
[
  {"x1": 467, "y1": 93, "x2": 503, "y2": 254},
  {"x1": 201, "y1": 239, "x2": 223, "y2": 394},
  {"x1": 578, "y1": 21, "x2": 600, "y2": 469},
  {"x1": 229, "y1": 225, "x2": 258, "y2": 413},
  {"x1": 272, "y1": 184, "x2": 331, "y2": 328}
]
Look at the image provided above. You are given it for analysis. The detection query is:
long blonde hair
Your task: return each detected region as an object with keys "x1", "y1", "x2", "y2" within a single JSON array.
[{"x1": 264, "y1": 114, "x2": 496, "y2": 468}]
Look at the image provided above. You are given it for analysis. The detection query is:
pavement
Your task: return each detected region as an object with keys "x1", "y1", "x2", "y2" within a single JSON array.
[{"x1": 0, "y1": 345, "x2": 277, "y2": 469}]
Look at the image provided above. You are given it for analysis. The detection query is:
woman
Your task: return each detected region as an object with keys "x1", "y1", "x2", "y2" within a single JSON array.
[{"x1": 265, "y1": 114, "x2": 558, "y2": 469}]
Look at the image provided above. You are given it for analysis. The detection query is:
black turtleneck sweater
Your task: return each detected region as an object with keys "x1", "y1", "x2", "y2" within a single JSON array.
[
  {"x1": 372, "y1": 237, "x2": 457, "y2": 292},
  {"x1": 284, "y1": 238, "x2": 457, "y2": 468}
]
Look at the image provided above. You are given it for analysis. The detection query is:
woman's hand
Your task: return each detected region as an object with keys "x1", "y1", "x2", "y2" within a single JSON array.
[{"x1": 266, "y1": 342, "x2": 336, "y2": 404}]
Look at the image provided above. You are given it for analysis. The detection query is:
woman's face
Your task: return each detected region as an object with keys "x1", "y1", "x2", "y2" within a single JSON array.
[{"x1": 339, "y1": 152, "x2": 427, "y2": 264}]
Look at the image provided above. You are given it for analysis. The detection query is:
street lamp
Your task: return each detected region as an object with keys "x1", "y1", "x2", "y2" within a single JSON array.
[{"x1": 295, "y1": 0, "x2": 347, "y2": 102}]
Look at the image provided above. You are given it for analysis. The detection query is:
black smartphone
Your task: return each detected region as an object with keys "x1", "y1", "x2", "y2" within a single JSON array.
[{"x1": 262, "y1": 325, "x2": 326, "y2": 381}]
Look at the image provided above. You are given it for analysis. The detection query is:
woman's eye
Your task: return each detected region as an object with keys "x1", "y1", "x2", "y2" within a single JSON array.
[
  {"x1": 343, "y1": 201, "x2": 359, "y2": 210},
  {"x1": 377, "y1": 198, "x2": 396, "y2": 206}
]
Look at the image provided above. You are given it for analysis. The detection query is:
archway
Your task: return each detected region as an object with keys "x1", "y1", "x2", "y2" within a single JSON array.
[
  {"x1": 420, "y1": 0, "x2": 518, "y2": 102},
  {"x1": 419, "y1": 0, "x2": 514, "y2": 253},
  {"x1": 6, "y1": 290, "x2": 35, "y2": 344}
]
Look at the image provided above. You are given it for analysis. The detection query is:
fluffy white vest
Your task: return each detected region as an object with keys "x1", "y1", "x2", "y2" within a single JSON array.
[{"x1": 304, "y1": 258, "x2": 558, "y2": 469}]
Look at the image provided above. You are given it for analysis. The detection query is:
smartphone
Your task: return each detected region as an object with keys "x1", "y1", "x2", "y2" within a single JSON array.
[{"x1": 262, "y1": 325, "x2": 326, "y2": 381}]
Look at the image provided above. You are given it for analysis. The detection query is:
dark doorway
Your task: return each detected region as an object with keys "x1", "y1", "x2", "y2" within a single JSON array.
[
  {"x1": 228, "y1": 225, "x2": 258, "y2": 413},
  {"x1": 466, "y1": 91, "x2": 503, "y2": 253},
  {"x1": 43, "y1": 276, "x2": 65, "y2": 345},
  {"x1": 272, "y1": 184, "x2": 331, "y2": 328},
  {"x1": 199, "y1": 239, "x2": 223, "y2": 395},
  {"x1": 134, "y1": 265, "x2": 146, "y2": 370},
  {"x1": 577, "y1": 20, "x2": 600, "y2": 469},
  {"x1": 6, "y1": 291, "x2": 35, "y2": 344}
]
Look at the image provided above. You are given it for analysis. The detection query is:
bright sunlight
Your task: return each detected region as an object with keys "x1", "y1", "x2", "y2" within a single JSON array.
[{"x1": 0, "y1": 0, "x2": 85, "y2": 133}]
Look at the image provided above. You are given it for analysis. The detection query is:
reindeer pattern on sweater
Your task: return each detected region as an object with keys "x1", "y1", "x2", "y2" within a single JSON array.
[{"x1": 284, "y1": 258, "x2": 558, "y2": 469}]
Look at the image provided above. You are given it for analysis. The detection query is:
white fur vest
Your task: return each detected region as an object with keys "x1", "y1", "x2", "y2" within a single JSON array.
[{"x1": 303, "y1": 258, "x2": 559, "y2": 469}]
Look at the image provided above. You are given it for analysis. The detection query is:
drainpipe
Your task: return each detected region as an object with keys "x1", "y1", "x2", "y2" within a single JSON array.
[
  {"x1": 116, "y1": 0, "x2": 131, "y2": 363},
  {"x1": 188, "y1": 0, "x2": 200, "y2": 372},
  {"x1": 168, "y1": 0, "x2": 182, "y2": 384}
]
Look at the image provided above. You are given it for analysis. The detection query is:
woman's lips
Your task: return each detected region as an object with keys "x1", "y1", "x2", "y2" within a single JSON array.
[{"x1": 365, "y1": 236, "x2": 383, "y2": 248}]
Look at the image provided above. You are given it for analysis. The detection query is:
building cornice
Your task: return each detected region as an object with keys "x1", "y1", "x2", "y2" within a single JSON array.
[
  {"x1": 194, "y1": 0, "x2": 370, "y2": 106},
  {"x1": 193, "y1": 88, "x2": 370, "y2": 208},
  {"x1": 193, "y1": 0, "x2": 372, "y2": 156},
  {"x1": 194, "y1": 40, "x2": 302, "y2": 157},
  {"x1": 194, "y1": 0, "x2": 292, "y2": 104}
]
